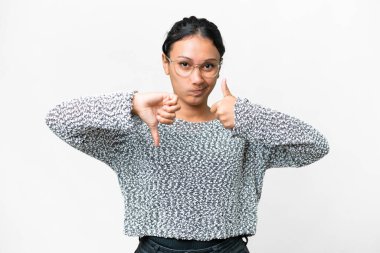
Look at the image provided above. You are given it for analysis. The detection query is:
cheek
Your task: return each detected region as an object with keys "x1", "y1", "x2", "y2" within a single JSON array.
[
  {"x1": 207, "y1": 80, "x2": 217, "y2": 91},
  {"x1": 207, "y1": 86, "x2": 216, "y2": 95},
  {"x1": 170, "y1": 75, "x2": 186, "y2": 93}
]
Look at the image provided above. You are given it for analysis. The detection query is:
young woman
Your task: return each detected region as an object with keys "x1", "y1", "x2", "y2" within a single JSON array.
[{"x1": 45, "y1": 16, "x2": 329, "y2": 253}]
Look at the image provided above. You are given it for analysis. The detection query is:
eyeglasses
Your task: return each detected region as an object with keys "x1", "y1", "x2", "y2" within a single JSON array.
[{"x1": 165, "y1": 55, "x2": 222, "y2": 78}]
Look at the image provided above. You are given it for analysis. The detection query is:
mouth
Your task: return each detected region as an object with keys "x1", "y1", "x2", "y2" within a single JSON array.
[{"x1": 189, "y1": 87, "x2": 207, "y2": 96}]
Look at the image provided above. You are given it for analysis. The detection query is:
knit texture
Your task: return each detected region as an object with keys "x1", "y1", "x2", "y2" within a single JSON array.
[{"x1": 45, "y1": 90, "x2": 329, "y2": 240}]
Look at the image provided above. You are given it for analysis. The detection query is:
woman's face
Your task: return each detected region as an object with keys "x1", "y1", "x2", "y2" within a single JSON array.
[{"x1": 162, "y1": 34, "x2": 221, "y2": 108}]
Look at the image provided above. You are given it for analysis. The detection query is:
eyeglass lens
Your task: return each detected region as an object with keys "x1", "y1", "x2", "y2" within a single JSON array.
[{"x1": 173, "y1": 59, "x2": 220, "y2": 78}]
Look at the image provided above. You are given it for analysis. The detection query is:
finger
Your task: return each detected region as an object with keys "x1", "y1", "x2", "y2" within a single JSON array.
[
  {"x1": 210, "y1": 102, "x2": 218, "y2": 114},
  {"x1": 162, "y1": 104, "x2": 181, "y2": 113},
  {"x1": 164, "y1": 94, "x2": 178, "y2": 106},
  {"x1": 157, "y1": 108, "x2": 176, "y2": 119},
  {"x1": 169, "y1": 93, "x2": 178, "y2": 103},
  {"x1": 163, "y1": 96, "x2": 170, "y2": 104},
  {"x1": 161, "y1": 94, "x2": 173, "y2": 106},
  {"x1": 157, "y1": 114, "x2": 174, "y2": 124},
  {"x1": 221, "y1": 78, "x2": 232, "y2": 97},
  {"x1": 149, "y1": 125, "x2": 160, "y2": 147},
  {"x1": 164, "y1": 100, "x2": 177, "y2": 106}
]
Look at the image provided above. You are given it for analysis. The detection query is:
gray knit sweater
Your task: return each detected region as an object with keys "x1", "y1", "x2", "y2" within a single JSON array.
[{"x1": 45, "y1": 90, "x2": 329, "y2": 241}]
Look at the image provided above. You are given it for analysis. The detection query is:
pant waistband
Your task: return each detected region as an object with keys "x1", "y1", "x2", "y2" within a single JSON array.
[{"x1": 140, "y1": 235, "x2": 242, "y2": 250}]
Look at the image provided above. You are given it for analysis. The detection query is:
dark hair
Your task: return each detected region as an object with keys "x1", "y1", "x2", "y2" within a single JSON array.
[{"x1": 162, "y1": 16, "x2": 225, "y2": 60}]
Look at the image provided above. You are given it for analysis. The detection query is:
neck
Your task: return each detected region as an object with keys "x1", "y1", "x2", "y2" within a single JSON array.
[{"x1": 175, "y1": 100, "x2": 216, "y2": 122}]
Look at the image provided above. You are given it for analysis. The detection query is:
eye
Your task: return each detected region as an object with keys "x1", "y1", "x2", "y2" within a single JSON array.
[
  {"x1": 202, "y1": 63, "x2": 216, "y2": 71},
  {"x1": 179, "y1": 61, "x2": 191, "y2": 69}
]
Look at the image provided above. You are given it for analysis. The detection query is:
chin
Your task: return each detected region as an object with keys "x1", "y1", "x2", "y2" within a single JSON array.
[{"x1": 185, "y1": 96, "x2": 208, "y2": 106}]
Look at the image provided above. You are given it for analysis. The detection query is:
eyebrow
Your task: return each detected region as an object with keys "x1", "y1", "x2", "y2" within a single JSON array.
[{"x1": 176, "y1": 56, "x2": 219, "y2": 61}]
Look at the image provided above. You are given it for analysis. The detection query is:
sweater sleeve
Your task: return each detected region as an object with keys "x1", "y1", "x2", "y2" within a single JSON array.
[
  {"x1": 45, "y1": 90, "x2": 141, "y2": 166},
  {"x1": 231, "y1": 97, "x2": 329, "y2": 169}
]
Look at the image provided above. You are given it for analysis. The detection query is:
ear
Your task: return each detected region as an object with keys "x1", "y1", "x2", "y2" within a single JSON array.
[
  {"x1": 162, "y1": 53, "x2": 170, "y2": 75},
  {"x1": 218, "y1": 57, "x2": 223, "y2": 73}
]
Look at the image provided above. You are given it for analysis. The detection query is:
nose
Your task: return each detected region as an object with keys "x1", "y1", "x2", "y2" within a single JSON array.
[{"x1": 189, "y1": 66, "x2": 204, "y2": 85}]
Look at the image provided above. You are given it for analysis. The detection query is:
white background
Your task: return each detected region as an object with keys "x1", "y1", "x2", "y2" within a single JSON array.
[{"x1": 1, "y1": 0, "x2": 379, "y2": 252}]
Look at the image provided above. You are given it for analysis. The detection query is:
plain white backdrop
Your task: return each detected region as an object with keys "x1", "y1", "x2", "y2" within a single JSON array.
[{"x1": 1, "y1": 0, "x2": 379, "y2": 252}]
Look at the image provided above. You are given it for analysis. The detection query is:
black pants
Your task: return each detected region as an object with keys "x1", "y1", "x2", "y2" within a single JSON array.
[{"x1": 134, "y1": 235, "x2": 250, "y2": 253}]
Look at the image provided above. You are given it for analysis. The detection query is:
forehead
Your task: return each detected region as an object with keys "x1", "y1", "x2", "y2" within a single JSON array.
[{"x1": 170, "y1": 34, "x2": 220, "y2": 60}]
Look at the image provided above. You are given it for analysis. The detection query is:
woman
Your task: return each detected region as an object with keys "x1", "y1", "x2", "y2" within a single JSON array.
[{"x1": 45, "y1": 16, "x2": 329, "y2": 253}]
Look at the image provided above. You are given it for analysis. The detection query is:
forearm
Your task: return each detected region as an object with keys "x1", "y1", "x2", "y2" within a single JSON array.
[
  {"x1": 231, "y1": 97, "x2": 329, "y2": 168},
  {"x1": 45, "y1": 90, "x2": 140, "y2": 149}
]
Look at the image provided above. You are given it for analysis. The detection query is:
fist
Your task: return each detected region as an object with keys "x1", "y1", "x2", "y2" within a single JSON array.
[
  {"x1": 132, "y1": 92, "x2": 181, "y2": 146},
  {"x1": 210, "y1": 78, "x2": 237, "y2": 129}
]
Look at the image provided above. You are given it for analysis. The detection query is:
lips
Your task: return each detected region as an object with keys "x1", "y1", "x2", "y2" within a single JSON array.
[
  {"x1": 189, "y1": 87, "x2": 206, "y2": 96},
  {"x1": 191, "y1": 87, "x2": 206, "y2": 92}
]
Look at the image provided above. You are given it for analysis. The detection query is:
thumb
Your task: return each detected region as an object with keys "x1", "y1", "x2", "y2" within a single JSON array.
[
  {"x1": 149, "y1": 125, "x2": 160, "y2": 147},
  {"x1": 210, "y1": 102, "x2": 218, "y2": 114},
  {"x1": 221, "y1": 78, "x2": 232, "y2": 97}
]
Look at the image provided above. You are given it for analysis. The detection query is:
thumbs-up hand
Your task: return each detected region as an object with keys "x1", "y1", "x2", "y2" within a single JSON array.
[
  {"x1": 210, "y1": 78, "x2": 237, "y2": 129},
  {"x1": 132, "y1": 92, "x2": 181, "y2": 147}
]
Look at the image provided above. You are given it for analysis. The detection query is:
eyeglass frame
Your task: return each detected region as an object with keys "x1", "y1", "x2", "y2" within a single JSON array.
[{"x1": 164, "y1": 54, "x2": 223, "y2": 78}]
